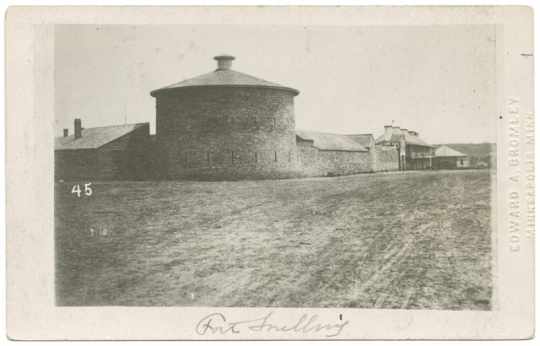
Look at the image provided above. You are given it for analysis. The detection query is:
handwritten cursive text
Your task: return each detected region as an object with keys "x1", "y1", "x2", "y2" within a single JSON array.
[{"x1": 196, "y1": 311, "x2": 349, "y2": 338}]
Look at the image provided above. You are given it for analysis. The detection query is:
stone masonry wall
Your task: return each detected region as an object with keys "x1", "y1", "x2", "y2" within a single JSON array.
[
  {"x1": 155, "y1": 87, "x2": 300, "y2": 179},
  {"x1": 433, "y1": 156, "x2": 470, "y2": 170},
  {"x1": 148, "y1": 142, "x2": 374, "y2": 180},
  {"x1": 55, "y1": 149, "x2": 101, "y2": 180},
  {"x1": 297, "y1": 146, "x2": 373, "y2": 177},
  {"x1": 374, "y1": 145, "x2": 399, "y2": 172}
]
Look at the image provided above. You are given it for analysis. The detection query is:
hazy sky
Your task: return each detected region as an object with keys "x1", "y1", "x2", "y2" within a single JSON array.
[{"x1": 55, "y1": 24, "x2": 497, "y2": 144}]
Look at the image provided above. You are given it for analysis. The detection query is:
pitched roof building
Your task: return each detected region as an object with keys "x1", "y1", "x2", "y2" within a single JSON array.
[
  {"x1": 375, "y1": 126, "x2": 434, "y2": 171},
  {"x1": 433, "y1": 145, "x2": 470, "y2": 169},
  {"x1": 55, "y1": 120, "x2": 151, "y2": 180}
]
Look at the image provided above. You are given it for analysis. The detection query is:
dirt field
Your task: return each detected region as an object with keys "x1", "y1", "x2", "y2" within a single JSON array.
[{"x1": 55, "y1": 170, "x2": 494, "y2": 309}]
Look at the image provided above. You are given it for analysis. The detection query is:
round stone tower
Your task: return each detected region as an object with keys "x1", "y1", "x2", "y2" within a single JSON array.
[{"x1": 150, "y1": 55, "x2": 300, "y2": 180}]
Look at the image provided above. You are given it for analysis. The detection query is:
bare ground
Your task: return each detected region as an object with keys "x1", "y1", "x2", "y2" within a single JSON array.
[{"x1": 55, "y1": 170, "x2": 494, "y2": 309}]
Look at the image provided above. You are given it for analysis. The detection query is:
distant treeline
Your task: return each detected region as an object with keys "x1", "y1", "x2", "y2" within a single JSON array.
[{"x1": 434, "y1": 143, "x2": 497, "y2": 168}]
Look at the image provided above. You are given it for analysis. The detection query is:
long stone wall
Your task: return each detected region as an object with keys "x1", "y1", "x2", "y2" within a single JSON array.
[
  {"x1": 374, "y1": 145, "x2": 399, "y2": 172},
  {"x1": 57, "y1": 144, "x2": 392, "y2": 181},
  {"x1": 297, "y1": 146, "x2": 373, "y2": 177},
  {"x1": 148, "y1": 144, "x2": 375, "y2": 180}
]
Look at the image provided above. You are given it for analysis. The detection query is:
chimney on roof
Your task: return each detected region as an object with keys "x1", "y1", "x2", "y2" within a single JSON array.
[
  {"x1": 74, "y1": 119, "x2": 82, "y2": 139},
  {"x1": 384, "y1": 125, "x2": 393, "y2": 136},
  {"x1": 63, "y1": 129, "x2": 68, "y2": 137},
  {"x1": 214, "y1": 55, "x2": 236, "y2": 70}
]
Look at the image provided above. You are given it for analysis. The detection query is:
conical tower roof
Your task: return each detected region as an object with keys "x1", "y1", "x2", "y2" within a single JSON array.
[{"x1": 150, "y1": 55, "x2": 299, "y2": 97}]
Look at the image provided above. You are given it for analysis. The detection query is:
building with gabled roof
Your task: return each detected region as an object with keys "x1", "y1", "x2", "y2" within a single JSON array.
[
  {"x1": 55, "y1": 120, "x2": 151, "y2": 180},
  {"x1": 375, "y1": 126, "x2": 434, "y2": 171},
  {"x1": 433, "y1": 145, "x2": 470, "y2": 169}
]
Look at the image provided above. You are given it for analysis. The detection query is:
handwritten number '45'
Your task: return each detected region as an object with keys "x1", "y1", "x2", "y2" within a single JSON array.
[{"x1": 71, "y1": 183, "x2": 92, "y2": 197}]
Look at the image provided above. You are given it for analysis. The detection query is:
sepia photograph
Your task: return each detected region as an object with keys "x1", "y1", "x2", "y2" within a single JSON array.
[
  {"x1": 54, "y1": 24, "x2": 497, "y2": 309},
  {"x1": 6, "y1": 5, "x2": 534, "y2": 340}
]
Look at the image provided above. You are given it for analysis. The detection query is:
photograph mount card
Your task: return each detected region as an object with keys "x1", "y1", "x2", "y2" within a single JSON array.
[{"x1": 5, "y1": 5, "x2": 534, "y2": 340}]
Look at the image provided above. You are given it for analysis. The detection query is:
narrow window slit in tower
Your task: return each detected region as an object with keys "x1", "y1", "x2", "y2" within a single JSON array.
[
  {"x1": 232, "y1": 151, "x2": 234, "y2": 163},
  {"x1": 255, "y1": 151, "x2": 258, "y2": 163},
  {"x1": 275, "y1": 151, "x2": 278, "y2": 162}
]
